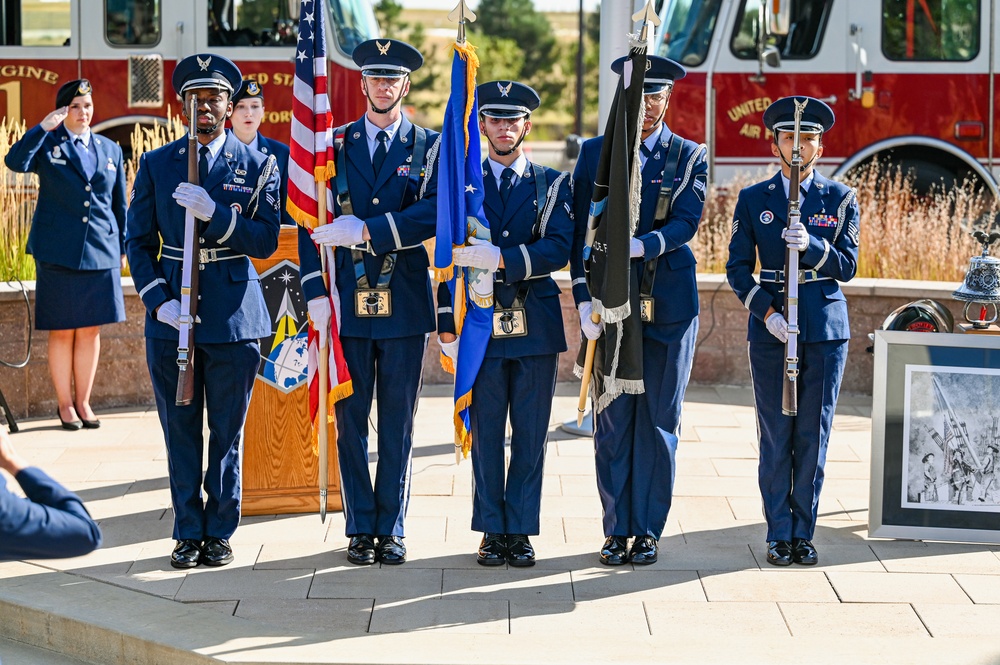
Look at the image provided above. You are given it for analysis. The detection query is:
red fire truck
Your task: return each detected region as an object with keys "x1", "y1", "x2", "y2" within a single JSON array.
[
  {"x1": 656, "y1": 0, "x2": 999, "y2": 196},
  {"x1": 0, "y1": 0, "x2": 374, "y2": 150}
]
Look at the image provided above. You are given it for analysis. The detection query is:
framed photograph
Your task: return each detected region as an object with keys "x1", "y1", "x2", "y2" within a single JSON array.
[{"x1": 871, "y1": 330, "x2": 1000, "y2": 543}]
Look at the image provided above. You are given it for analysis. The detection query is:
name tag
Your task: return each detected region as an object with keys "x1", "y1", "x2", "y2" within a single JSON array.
[
  {"x1": 49, "y1": 157, "x2": 67, "y2": 165},
  {"x1": 492, "y1": 307, "x2": 528, "y2": 338},
  {"x1": 355, "y1": 288, "x2": 391, "y2": 317}
]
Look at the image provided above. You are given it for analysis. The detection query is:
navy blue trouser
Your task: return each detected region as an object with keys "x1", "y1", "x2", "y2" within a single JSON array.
[
  {"x1": 749, "y1": 339, "x2": 848, "y2": 541},
  {"x1": 147, "y1": 338, "x2": 259, "y2": 541},
  {"x1": 335, "y1": 334, "x2": 425, "y2": 537},
  {"x1": 470, "y1": 354, "x2": 558, "y2": 535},
  {"x1": 594, "y1": 318, "x2": 697, "y2": 539}
]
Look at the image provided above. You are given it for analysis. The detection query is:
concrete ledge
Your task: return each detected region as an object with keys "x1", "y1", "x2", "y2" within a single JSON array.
[{"x1": 0, "y1": 274, "x2": 966, "y2": 419}]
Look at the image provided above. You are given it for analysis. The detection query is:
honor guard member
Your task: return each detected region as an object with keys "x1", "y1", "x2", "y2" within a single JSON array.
[
  {"x1": 298, "y1": 38, "x2": 439, "y2": 566},
  {"x1": 570, "y1": 55, "x2": 708, "y2": 566},
  {"x1": 5, "y1": 78, "x2": 127, "y2": 430},
  {"x1": 726, "y1": 96, "x2": 859, "y2": 566},
  {"x1": 437, "y1": 81, "x2": 573, "y2": 567},
  {"x1": 228, "y1": 79, "x2": 294, "y2": 226},
  {"x1": 126, "y1": 54, "x2": 281, "y2": 569}
]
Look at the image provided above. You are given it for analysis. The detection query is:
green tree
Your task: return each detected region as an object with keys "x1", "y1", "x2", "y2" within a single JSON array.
[
  {"x1": 373, "y1": 0, "x2": 408, "y2": 36},
  {"x1": 471, "y1": 0, "x2": 558, "y2": 104}
]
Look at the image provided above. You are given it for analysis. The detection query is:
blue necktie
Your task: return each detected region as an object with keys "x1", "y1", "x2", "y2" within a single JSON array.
[
  {"x1": 499, "y1": 167, "x2": 514, "y2": 205},
  {"x1": 373, "y1": 130, "x2": 388, "y2": 174},
  {"x1": 76, "y1": 138, "x2": 96, "y2": 179},
  {"x1": 199, "y1": 145, "x2": 210, "y2": 184}
]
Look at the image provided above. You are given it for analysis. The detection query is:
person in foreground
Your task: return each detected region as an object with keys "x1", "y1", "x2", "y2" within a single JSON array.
[
  {"x1": 438, "y1": 80, "x2": 573, "y2": 567},
  {"x1": 0, "y1": 428, "x2": 102, "y2": 561},
  {"x1": 570, "y1": 55, "x2": 707, "y2": 566},
  {"x1": 726, "y1": 96, "x2": 860, "y2": 566},
  {"x1": 126, "y1": 53, "x2": 281, "y2": 569},
  {"x1": 4, "y1": 79, "x2": 127, "y2": 431}
]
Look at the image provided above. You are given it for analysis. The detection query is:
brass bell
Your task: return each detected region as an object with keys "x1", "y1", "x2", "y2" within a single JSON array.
[{"x1": 953, "y1": 230, "x2": 1000, "y2": 329}]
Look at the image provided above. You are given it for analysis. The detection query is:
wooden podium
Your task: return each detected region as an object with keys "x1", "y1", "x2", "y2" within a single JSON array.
[{"x1": 243, "y1": 226, "x2": 341, "y2": 516}]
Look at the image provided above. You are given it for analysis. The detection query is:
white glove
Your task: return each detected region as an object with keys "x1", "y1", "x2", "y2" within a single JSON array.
[
  {"x1": 172, "y1": 183, "x2": 216, "y2": 222},
  {"x1": 311, "y1": 215, "x2": 365, "y2": 247},
  {"x1": 156, "y1": 299, "x2": 181, "y2": 330},
  {"x1": 440, "y1": 337, "x2": 459, "y2": 362},
  {"x1": 308, "y1": 297, "x2": 331, "y2": 342},
  {"x1": 781, "y1": 221, "x2": 809, "y2": 251},
  {"x1": 630, "y1": 237, "x2": 645, "y2": 259},
  {"x1": 453, "y1": 237, "x2": 502, "y2": 272},
  {"x1": 578, "y1": 301, "x2": 603, "y2": 341},
  {"x1": 765, "y1": 312, "x2": 789, "y2": 343}
]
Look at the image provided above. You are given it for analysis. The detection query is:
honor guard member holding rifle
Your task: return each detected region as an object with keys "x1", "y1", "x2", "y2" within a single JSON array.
[
  {"x1": 726, "y1": 96, "x2": 859, "y2": 567},
  {"x1": 126, "y1": 54, "x2": 281, "y2": 569},
  {"x1": 298, "y1": 39, "x2": 439, "y2": 566},
  {"x1": 437, "y1": 81, "x2": 573, "y2": 567},
  {"x1": 570, "y1": 55, "x2": 707, "y2": 566},
  {"x1": 228, "y1": 79, "x2": 294, "y2": 226}
]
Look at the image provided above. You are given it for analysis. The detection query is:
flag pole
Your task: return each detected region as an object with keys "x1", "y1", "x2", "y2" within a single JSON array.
[
  {"x1": 576, "y1": 0, "x2": 659, "y2": 428},
  {"x1": 317, "y1": 182, "x2": 329, "y2": 524}
]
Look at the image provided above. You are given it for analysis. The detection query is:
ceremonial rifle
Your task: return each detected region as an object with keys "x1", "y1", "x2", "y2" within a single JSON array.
[
  {"x1": 780, "y1": 99, "x2": 807, "y2": 417},
  {"x1": 175, "y1": 94, "x2": 201, "y2": 406}
]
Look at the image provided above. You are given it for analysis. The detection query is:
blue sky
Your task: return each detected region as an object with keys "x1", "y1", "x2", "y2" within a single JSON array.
[{"x1": 400, "y1": 0, "x2": 600, "y2": 13}]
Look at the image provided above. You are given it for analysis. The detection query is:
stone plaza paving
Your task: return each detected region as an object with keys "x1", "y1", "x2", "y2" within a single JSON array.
[{"x1": 1, "y1": 385, "x2": 1000, "y2": 665}]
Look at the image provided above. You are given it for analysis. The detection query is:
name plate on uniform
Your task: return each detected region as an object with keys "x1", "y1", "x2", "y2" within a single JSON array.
[
  {"x1": 492, "y1": 308, "x2": 528, "y2": 338},
  {"x1": 355, "y1": 288, "x2": 391, "y2": 317},
  {"x1": 640, "y1": 297, "x2": 654, "y2": 323}
]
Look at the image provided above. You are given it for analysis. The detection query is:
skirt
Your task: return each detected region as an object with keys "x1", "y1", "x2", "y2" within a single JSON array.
[{"x1": 35, "y1": 261, "x2": 126, "y2": 330}]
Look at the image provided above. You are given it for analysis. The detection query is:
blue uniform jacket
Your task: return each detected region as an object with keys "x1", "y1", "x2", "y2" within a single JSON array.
[
  {"x1": 726, "y1": 171, "x2": 860, "y2": 343},
  {"x1": 438, "y1": 163, "x2": 574, "y2": 358},
  {"x1": 5, "y1": 124, "x2": 126, "y2": 271},
  {"x1": 570, "y1": 127, "x2": 708, "y2": 334},
  {"x1": 126, "y1": 132, "x2": 281, "y2": 343},
  {"x1": 0, "y1": 466, "x2": 102, "y2": 561},
  {"x1": 228, "y1": 130, "x2": 293, "y2": 227},
  {"x1": 297, "y1": 115, "x2": 440, "y2": 340}
]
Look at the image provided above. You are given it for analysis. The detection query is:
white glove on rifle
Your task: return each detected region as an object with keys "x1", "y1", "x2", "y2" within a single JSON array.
[
  {"x1": 440, "y1": 337, "x2": 460, "y2": 362},
  {"x1": 156, "y1": 299, "x2": 181, "y2": 330},
  {"x1": 781, "y1": 221, "x2": 809, "y2": 251},
  {"x1": 630, "y1": 237, "x2": 645, "y2": 258},
  {"x1": 453, "y1": 237, "x2": 502, "y2": 273},
  {"x1": 308, "y1": 297, "x2": 331, "y2": 342},
  {"x1": 311, "y1": 215, "x2": 365, "y2": 247},
  {"x1": 578, "y1": 301, "x2": 603, "y2": 341},
  {"x1": 172, "y1": 183, "x2": 216, "y2": 222},
  {"x1": 765, "y1": 312, "x2": 789, "y2": 343}
]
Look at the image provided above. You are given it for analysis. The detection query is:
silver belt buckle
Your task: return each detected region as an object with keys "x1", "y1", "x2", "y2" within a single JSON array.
[
  {"x1": 355, "y1": 288, "x2": 392, "y2": 317},
  {"x1": 492, "y1": 307, "x2": 528, "y2": 338}
]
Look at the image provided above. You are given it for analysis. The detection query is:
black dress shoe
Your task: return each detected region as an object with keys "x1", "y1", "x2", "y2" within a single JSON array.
[
  {"x1": 766, "y1": 540, "x2": 793, "y2": 567},
  {"x1": 376, "y1": 535, "x2": 406, "y2": 565},
  {"x1": 629, "y1": 535, "x2": 658, "y2": 565},
  {"x1": 792, "y1": 538, "x2": 818, "y2": 565},
  {"x1": 170, "y1": 539, "x2": 202, "y2": 569},
  {"x1": 58, "y1": 411, "x2": 82, "y2": 431},
  {"x1": 506, "y1": 534, "x2": 536, "y2": 567},
  {"x1": 599, "y1": 535, "x2": 630, "y2": 566},
  {"x1": 347, "y1": 535, "x2": 376, "y2": 565},
  {"x1": 477, "y1": 533, "x2": 506, "y2": 566},
  {"x1": 200, "y1": 537, "x2": 234, "y2": 567},
  {"x1": 79, "y1": 416, "x2": 101, "y2": 429}
]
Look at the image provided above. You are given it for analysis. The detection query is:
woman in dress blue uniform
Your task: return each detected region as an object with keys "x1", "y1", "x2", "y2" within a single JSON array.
[
  {"x1": 126, "y1": 54, "x2": 281, "y2": 569},
  {"x1": 299, "y1": 39, "x2": 439, "y2": 566},
  {"x1": 726, "y1": 96, "x2": 860, "y2": 567},
  {"x1": 5, "y1": 79, "x2": 127, "y2": 430},
  {"x1": 438, "y1": 81, "x2": 573, "y2": 567},
  {"x1": 570, "y1": 56, "x2": 708, "y2": 566},
  {"x1": 228, "y1": 79, "x2": 293, "y2": 226}
]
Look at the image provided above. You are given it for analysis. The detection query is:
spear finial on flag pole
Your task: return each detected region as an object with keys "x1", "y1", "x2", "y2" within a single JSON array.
[
  {"x1": 448, "y1": 0, "x2": 477, "y2": 45},
  {"x1": 632, "y1": 0, "x2": 661, "y2": 43}
]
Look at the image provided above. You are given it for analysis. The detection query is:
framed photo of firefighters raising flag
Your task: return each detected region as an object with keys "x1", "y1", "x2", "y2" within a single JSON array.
[{"x1": 870, "y1": 330, "x2": 1000, "y2": 543}]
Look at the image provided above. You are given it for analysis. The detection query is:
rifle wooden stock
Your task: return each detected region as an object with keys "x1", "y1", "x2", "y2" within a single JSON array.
[
  {"x1": 175, "y1": 95, "x2": 201, "y2": 406},
  {"x1": 780, "y1": 100, "x2": 807, "y2": 417}
]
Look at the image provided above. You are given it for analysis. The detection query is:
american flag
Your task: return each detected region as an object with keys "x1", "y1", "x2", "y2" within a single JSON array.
[{"x1": 288, "y1": 0, "x2": 352, "y2": 429}]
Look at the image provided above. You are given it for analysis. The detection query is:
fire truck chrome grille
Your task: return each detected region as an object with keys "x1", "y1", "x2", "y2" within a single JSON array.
[{"x1": 128, "y1": 54, "x2": 164, "y2": 108}]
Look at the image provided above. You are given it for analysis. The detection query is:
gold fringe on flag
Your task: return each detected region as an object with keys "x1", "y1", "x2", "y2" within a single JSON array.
[{"x1": 311, "y1": 379, "x2": 354, "y2": 457}]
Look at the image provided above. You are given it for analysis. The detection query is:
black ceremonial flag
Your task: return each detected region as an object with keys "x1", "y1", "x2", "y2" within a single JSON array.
[{"x1": 576, "y1": 40, "x2": 647, "y2": 413}]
